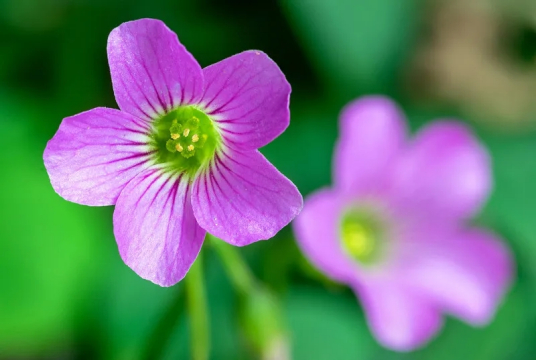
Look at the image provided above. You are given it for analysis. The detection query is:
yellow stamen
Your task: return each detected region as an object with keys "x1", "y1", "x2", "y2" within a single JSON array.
[
  {"x1": 176, "y1": 143, "x2": 183, "y2": 152},
  {"x1": 192, "y1": 134, "x2": 199, "y2": 143},
  {"x1": 171, "y1": 133, "x2": 180, "y2": 140},
  {"x1": 183, "y1": 128, "x2": 190, "y2": 137},
  {"x1": 187, "y1": 145, "x2": 194, "y2": 151}
]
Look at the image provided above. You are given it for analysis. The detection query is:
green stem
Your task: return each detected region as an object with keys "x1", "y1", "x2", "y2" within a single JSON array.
[
  {"x1": 142, "y1": 285, "x2": 185, "y2": 360},
  {"x1": 209, "y1": 235, "x2": 256, "y2": 294},
  {"x1": 185, "y1": 251, "x2": 210, "y2": 360},
  {"x1": 210, "y1": 236, "x2": 287, "y2": 358}
]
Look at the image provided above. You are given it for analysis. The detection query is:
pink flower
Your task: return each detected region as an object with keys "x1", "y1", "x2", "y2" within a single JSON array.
[
  {"x1": 293, "y1": 96, "x2": 513, "y2": 351},
  {"x1": 44, "y1": 19, "x2": 302, "y2": 286}
]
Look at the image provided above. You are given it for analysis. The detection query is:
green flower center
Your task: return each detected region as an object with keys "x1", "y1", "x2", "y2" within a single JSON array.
[
  {"x1": 150, "y1": 106, "x2": 221, "y2": 175},
  {"x1": 340, "y1": 209, "x2": 385, "y2": 265}
]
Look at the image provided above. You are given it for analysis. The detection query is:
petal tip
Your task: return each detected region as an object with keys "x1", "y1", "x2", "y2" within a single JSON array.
[
  {"x1": 117, "y1": 235, "x2": 191, "y2": 288},
  {"x1": 340, "y1": 95, "x2": 404, "y2": 125},
  {"x1": 191, "y1": 150, "x2": 302, "y2": 247}
]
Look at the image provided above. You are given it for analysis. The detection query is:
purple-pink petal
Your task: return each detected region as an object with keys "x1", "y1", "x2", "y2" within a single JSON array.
[
  {"x1": 43, "y1": 107, "x2": 154, "y2": 206},
  {"x1": 107, "y1": 18, "x2": 204, "y2": 120},
  {"x1": 199, "y1": 51, "x2": 291, "y2": 151},
  {"x1": 292, "y1": 188, "x2": 360, "y2": 283},
  {"x1": 392, "y1": 121, "x2": 491, "y2": 222},
  {"x1": 401, "y1": 228, "x2": 513, "y2": 325},
  {"x1": 353, "y1": 279, "x2": 443, "y2": 351},
  {"x1": 191, "y1": 149, "x2": 302, "y2": 246},
  {"x1": 334, "y1": 96, "x2": 406, "y2": 197},
  {"x1": 113, "y1": 167, "x2": 206, "y2": 287}
]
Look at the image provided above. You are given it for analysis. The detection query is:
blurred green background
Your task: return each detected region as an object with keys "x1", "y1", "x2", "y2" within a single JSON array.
[{"x1": 1, "y1": 0, "x2": 536, "y2": 359}]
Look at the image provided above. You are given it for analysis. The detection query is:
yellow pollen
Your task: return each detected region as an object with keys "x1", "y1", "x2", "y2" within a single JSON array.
[
  {"x1": 187, "y1": 145, "x2": 194, "y2": 151},
  {"x1": 183, "y1": 128, "x2": 190, "y2": 137},
  {"x1": 341, "y1": 212, "x2": 383, "y2": 264},
  {"x1": 171, "y1": 133, "x2": 180, "y2": 140},
  {"x1": 343, "y1": 223, "x2": 374, "y2": 258},
  {"x1": 192, "y1": 134, "x2": 199, "y2": 142},
  {"x1": 175, "y1": 143, "x2": 183, "y2": 152}
]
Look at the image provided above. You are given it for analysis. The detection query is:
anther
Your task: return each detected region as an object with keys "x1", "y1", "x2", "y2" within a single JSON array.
[
  {"x1": 176, "y1": 143, "x2": 184, "y2": 152},
  {"x1": 171, "y1": 133, "x2": 180, "y2": 140},
  {"x1": 183, "y1": 128, "x2": 190, "y2": 137},
  {"x1": 192, "y1": 134, "x2": 199, "y2": 143},
  {"x1": 187, "y1": 145, "x2": 194, "y2": 151}
]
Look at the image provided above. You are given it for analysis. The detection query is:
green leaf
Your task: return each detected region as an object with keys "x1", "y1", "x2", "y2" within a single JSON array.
[
  {"x1": 0, "y1": 114, "x2": 108, "y2": 355},
  {"x1": 281, "y1": 0, "x2": 418, "y2": 94},
  {"x1": 285, "y1": 286, "x2": 378, "y2": 360}
]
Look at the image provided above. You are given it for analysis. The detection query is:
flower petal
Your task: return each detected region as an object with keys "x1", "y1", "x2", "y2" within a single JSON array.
[
  {"x1": 334, "y1": 96, "x2": 406, "y2": 196},
  {"x1": 200, "y1": 51, "x2": 291, "y2": 150},
  {"x1": 293, "y1": 189, "x2": 360, "y2": 283},
  {"x1": 353, "y1": 280, "x2": 443, "y2": 351},
  {"x1": 113, "y1": 168, "x2": 206, "y2": 287},
  {"x1": 107, "y1": 18, "x2": 204, "y2": 120},
  {"x1": 393, "y1": 121, "x2": 490, "y2": 221},
  {"x1": 402, "y1": 228, "x2": 513, "y2": 325},
  {"x1": 43, "y1": 107, "x2": 154, "y2": 206},
  {"x1": 191, "y1": 149, "x2": 302, "y2": 246}
]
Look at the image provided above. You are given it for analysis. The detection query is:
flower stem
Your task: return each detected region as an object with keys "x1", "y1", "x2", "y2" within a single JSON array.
[
  {"x1": 209, "y1": 235, "x2": 256, "y2": 294},
  {"x1": 209, "y1": 236, "x2": 289, "y2": 359},
  {"x1": 185, "y1": 250, "x2": 210, "y2": 360}
]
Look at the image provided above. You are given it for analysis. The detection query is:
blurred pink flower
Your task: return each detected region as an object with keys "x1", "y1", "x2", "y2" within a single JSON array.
[
  {"x1": 43, "y1": 18, "x2": 302, "y2": 286},
  {"x1": 293, "y1": 96, "x2": 513, "y2": 351}
]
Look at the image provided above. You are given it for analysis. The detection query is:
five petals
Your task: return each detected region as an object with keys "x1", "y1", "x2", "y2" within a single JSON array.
[{"x1": 44, "y1": 18, "x2": 300, "y2": 286}]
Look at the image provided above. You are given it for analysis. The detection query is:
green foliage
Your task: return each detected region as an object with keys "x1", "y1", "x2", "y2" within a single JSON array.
[
  {"x1": 0, "y1": 103, "x2": 108, "y2": 355},
  {"x1": 286, "y1": 286, "x2": 378, "y2": 360},
  {"x1": 281, "y1": 0, "x2": 419, "y2": 95}
]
